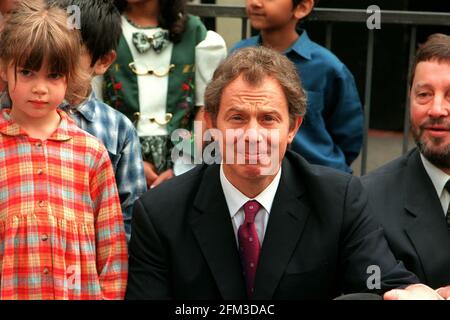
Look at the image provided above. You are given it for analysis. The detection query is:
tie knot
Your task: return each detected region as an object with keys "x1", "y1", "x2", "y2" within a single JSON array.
[{"x1": 243, "y1": 200, "x2": 261, "y2": 224}]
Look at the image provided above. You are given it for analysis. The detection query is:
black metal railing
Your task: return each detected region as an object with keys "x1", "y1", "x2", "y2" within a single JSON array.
[{"x1": 187, "y1": 4, "x2": 450, "y2": 175}]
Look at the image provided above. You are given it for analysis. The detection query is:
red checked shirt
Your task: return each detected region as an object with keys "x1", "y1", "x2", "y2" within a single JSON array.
[{"x1": 0, "y1": 108, "x2": 128, "y2": 300}]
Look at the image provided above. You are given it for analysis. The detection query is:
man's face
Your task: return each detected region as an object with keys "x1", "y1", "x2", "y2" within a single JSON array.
[
  {"x1": 410, "y1": 60, "x2": 450, "y2": 168},
  {"x1": 207, "y1": 74, "x2": 301, "y2": 185}
]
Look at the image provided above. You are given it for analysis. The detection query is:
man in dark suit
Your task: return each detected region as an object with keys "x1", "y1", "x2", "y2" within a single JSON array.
[
  {"x1": 126, "y1": 46, "x2": 439, "y2": 300},
  {"x1": 362, "y1": 34, "x2": 450, "y2": 299}
]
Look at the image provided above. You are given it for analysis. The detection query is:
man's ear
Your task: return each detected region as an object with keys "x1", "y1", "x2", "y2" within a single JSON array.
[
  {"x1": 293, "y1": 0, "x2": 314, "y2": 20},
  {"x1": 288, "y1": 116, "x2": 303, "y2": 144},
  {"x1": 93, "y1": 50, "x2": 117, "y2": 76}
]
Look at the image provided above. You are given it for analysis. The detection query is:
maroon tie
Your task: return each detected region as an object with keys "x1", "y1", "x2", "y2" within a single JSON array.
[{"x1": 238, "y1": 200, "x2": 261, "y2": 298}]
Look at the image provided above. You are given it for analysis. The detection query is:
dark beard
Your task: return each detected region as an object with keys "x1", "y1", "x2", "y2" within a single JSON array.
[{"x1": 412, "y1": 123, "x2": 450, "y2": 168}]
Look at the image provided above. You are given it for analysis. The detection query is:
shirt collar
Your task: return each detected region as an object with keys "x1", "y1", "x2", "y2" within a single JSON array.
[
  {"x1": 255, "y1": 29, "x2": 312, "y2": 60},
  {"x1": 0, "y1": 108, "x2": 73, "y2": 141},
  {"x1": 285, "y1": 29, "x2": 313, "y2": 60},
  {"x1": 63, "y1": 91, "x2": 97, "y2": 122},
  {"x1": 219, "y1": 164, "x2": 282, "y2": 219},
  {"x1": 76, "y1": 91, "x2": 97, "y2": 122},
  {"x1": 420, "y1": 153, "x2": 450, "y2": 198}
]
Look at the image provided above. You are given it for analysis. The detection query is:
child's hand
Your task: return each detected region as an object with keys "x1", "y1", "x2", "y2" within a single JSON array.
[
  {"x1": 143, "y1": 161, "x2": 158, "y2": 187},
  {"x1": 384, "y1": 283, "x2": 444, "y2": 300},
  {"x1": 436, "y1": 285, "x2": 450, "y2": 300},
  {"x1": 150, "y1": 169, "x2": 174, "y2": 189}
]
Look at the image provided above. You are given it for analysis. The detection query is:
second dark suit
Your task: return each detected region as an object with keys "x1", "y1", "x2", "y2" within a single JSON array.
[{"x1": 362, "y1": 148, "x2": 450, "y2": 288}]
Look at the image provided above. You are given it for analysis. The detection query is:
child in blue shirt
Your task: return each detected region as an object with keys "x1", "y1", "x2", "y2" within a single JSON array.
[{"x1": 232, "y1": 0, "x2": 363, "y2": 173}]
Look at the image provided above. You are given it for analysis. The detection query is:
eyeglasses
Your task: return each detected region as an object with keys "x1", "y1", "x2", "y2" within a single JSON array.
[
  {"x1": 133, "y1": 112, "x2": 173, "y2": 126},
  {"x1": 128, "y1": 62, "x2": 175, "y2": 77}
]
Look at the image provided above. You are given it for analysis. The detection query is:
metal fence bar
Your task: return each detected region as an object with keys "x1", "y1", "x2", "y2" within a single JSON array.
[
  {"x1": 361, "y1": 30, "x2": 375, "y2": 176},
  {"x1": 187, "y1": 4, "x2": 246, "y2": 18},
  {"x1": 187, "y1": 4, "x2": 450, "y2": 26},
  {"x1": 241, "y1": 17, "x2": 248, "y2": 40},
  {"x1": 312, "y1": 8, "x2": 450, "y2": 26},
  {"x1": 402, "y1": 26, "x2": 417, "y2": 154}
]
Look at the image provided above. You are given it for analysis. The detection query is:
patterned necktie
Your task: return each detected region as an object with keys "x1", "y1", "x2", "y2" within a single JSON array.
[
  {"x1": 238, "y1": 200, "x2": 261, "y2": 298},
  {"x1": 132, "y1": 30, "x2": 169, "y2": 54},
  {"x1": 445, "y1": 181, "x2": 450, "y2": 231}
]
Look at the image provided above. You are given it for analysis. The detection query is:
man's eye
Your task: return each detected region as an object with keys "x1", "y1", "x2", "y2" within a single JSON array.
[{"x1": 230, "y1": 115, "x2": 244, "y2": 121}]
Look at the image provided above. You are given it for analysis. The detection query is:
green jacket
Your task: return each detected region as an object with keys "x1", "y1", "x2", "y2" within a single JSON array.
[{"x1": 103, "y1": 15, "x2": 207, "y2": 134}]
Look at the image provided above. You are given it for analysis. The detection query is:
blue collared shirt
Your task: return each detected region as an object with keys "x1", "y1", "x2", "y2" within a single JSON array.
[
  {"x1": 61, "y1": 92, "x2": 147, "y2": 240},
  {"x1": 231, "y1": 30, "x2": 363, "y2": 173}
]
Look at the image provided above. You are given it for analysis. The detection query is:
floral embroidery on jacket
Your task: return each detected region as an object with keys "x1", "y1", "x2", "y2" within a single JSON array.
[
  {"x1": 104, "y1": 68, "x2": 125, "y2": 111},
  {"x1": 177, "y1": 77, "x2": 194, "y2": 112},
  {"x1": 178, "y1": 77, "x2": 196, "y2": 129}
]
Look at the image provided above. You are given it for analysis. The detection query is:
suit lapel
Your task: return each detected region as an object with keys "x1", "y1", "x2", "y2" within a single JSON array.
[
  {"x1": 190, "y1": 165, "x2": 247, "y2": 299},
  {"x1": 252, "y1": 159, "x2": 310, "y2": 300},
  {"x1": 404, "y1": 150, "x2": 450, "y2": 285}
]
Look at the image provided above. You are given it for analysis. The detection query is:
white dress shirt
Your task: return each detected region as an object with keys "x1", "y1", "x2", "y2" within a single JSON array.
[
  {"x1": 420, "y1": 153, "x2": 450, "y2": 216},
  {"x1": 219, "y1": 165, "x2": 282, "y2": 247}
]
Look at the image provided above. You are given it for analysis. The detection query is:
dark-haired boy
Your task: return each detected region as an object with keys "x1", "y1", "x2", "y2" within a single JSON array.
[
  {"x1": 231, "y1": 0, "x2": 363, "y2": 173},
  {"x1": 50, "y1": 0, "x2": 147, "y2": 241}
]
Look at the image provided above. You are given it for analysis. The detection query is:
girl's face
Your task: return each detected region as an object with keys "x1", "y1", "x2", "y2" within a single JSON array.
[{"x1": 1, "y1": 61, "x2": 67, "y2": 122}]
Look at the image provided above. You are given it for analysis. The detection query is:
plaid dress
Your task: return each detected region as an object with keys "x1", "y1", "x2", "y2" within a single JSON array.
[{"x1": 0, "y1": 109, "x2": 128, "y2": 299}]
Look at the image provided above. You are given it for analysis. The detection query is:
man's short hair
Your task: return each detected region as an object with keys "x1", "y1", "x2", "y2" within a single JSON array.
[
  {"x1": 410, "y1": 33, "x2": 450, "y2": 87},
  {"x1": 204, "y1": 46, "x2": 307, "y2": 129},
  {"x1": 50, "y1": 0, "x2": 122, "y2": 66}
]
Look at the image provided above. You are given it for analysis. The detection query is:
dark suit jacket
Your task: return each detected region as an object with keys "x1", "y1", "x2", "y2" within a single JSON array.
[
  {"x1": 126, "y1": 151, "x2": 418, "y2": 299},
  {"x1": 362, "y1": 148, "x2": 450, "y2": 289}
]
